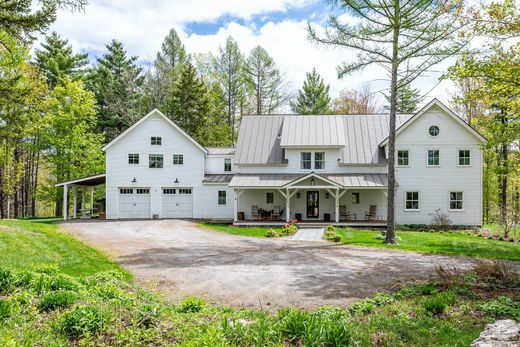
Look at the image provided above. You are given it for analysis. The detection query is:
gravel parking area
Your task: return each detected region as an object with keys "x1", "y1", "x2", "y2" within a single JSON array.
[{"x1": 63, "y1": 219, "x2": 477, "y2": 308}]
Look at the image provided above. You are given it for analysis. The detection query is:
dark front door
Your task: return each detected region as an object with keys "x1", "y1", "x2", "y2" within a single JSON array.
[{"x1": 306, "y1": 191, "x2": 319, "y2": 218}]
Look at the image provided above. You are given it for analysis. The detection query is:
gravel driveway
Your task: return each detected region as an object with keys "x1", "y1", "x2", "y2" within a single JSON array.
[{"x1": 63, "y1": 219, "x2": 476, "y2": 308}]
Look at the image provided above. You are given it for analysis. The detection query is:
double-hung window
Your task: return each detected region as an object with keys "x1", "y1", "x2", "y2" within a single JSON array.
[
  {"x1": 450, "y1": 192, "x2": 463, "y2": 210},
  {"x1": 314, "y1": 152, "x2": 325, "y2": 170},
  {"x1": 151, "y1": 137, "x2": 162, "y2": 145},
  {"x1": 173, "y1": 154, "x2": 184, "y2": 165},
  {"x1": 427, "y1": 150, "x2": 440, "y2": 166},
  {"x1": 224, "y1": 158, "x2": 232, "y2": 172},
  {"x1": 149, "y1": 154, "x2": 163, "y2": 168},
  {"x1": 218, "y1": 191, "x2": 227, "y2": 205},
  {"x1": 301, "y1": 152, "x2": 311, "y2": 170},
  {"x1": 128, "y1": 153, "x2": 139, "y2": 165},
  {"x1": 405, "y1": 192, "x2": 419, "y2": 210},
  {"x1": 397, "y1": 150, "x2": 409, "y2": 166},
  {"x1": 458, "y1": 150, "x2": 471, "y2": 166}
]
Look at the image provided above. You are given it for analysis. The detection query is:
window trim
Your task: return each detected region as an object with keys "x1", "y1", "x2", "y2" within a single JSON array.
[
  {"x1": 128, "y1": 153, "x2": 139, "y2": 165},
  {"x1": 314, "y1": 152, "x2": 325, "y2": 170},
  {"x1": 426, "y1": 149, "x2": 440, "y2": 167},
  {"x1": 149, "y1": 154, "x2": 164, "y2": 168},
  {"x1": 449, "y1": 191, "x2": 464, "y2": 211},
  {"x1": 151, "y1": 136, "x2": 162, "y2": 145},
  {"x1": 173, "y1": 154, "x2": 184, "y2": 165},
  {"x1": 136, "y1": 188, "x2": 150, "y2": 195},
  {"x1": 397, "y1": 149, "x2": 409, "y2": 167},
  {"x1": 119, "y1": 188, "x2": 133, "y2": 195},
  {"x1": 457, "y1": 149, "x2": 471, "y2": 167},
  {"x1": 405, "y1": 191, "x2": 420, "y2": 211},
  {"x1": 224, "y1": 158, "x2": 232, "y2": 172},
  {"x1": 301, "y1": 152, "x2": 312, "y2": 170},
  {"x1": 178, "y1": 188, "x2": 192, "y2": 195},
  {"x1": 351, "y1": 192, "x2": 360, "y2": 205},
  {"x1": 218, "y1": 190, "x2": 227, "y2": 205},
  {"x1": 266, "y1": 192, "x2": 274, "y2": 204}
]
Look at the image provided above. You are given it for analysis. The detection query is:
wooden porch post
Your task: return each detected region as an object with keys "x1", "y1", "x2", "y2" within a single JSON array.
[
  {"x1": 90, "y1": 187, "x2": 94, "y2": 209},
  {"x1": 73, "y1": 186, "x2": 77, "y2": 219},
  {"x1": 63, "y1": 184, "x2": 68, "y2": 220},
  {"x1": 233, "y1": 189, "x2": 239, "y2": 222},
  {"x1": 335, "y1": 188, "x2": 340, "y2": 223},
  {"x1": 286, "y1": 188, "x2": 291, "y2": 222}
]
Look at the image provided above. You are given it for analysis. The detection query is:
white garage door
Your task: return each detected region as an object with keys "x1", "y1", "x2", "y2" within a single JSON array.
[
  {"x1": 161, "y1": 188, "x2": 193, "y2": 218},
  {"x1": 118, "y1": 188, "x2": 151, "y2": 219}
]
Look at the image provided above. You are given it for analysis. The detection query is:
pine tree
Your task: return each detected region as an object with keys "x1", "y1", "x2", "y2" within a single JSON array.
[
  {"x1": 166, "y1": 63, "x2": 210, "y2": 144},
  {"x1": 35, "y1": 32, "x2": 89, "y2": 89},
  {"x1": 384, "y1": 85, "x2": 423, "y2": 113},
  {"x1": 86, "y1": 40, "x2": 144, "y2": 140},
  {"x1": 245, "y1": 45, "x2": 288, "y2": 114},
  {"x1": 290, "y1": 68, "x2": 331, "y2": 114}
]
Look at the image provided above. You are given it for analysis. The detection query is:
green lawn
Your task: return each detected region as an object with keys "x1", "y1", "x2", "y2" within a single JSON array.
[
  {"x1": 198, "y1": 222, "x2": 282, "y2": 237},
  {"x1": 0, "y1": 219, "x2": 518, "y2": 346},
  {"x1": 338, "y1": 228, "x2": 520, "y2": 261}
]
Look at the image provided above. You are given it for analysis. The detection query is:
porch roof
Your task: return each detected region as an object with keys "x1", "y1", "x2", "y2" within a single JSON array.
[
  {"x1": 202, "y1": 174, "x2": 234, "y2": 184},
  {"x1": 229, "y1": 173, "x2": 389, "y2": 188},
  {"x1": 55, "y1": 173, "x2": 106, "y2": 187}
]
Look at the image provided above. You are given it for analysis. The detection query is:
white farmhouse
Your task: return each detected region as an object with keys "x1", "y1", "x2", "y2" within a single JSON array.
[{"x1": 57, "y1": 99, "x2": 486, "y2": 226}]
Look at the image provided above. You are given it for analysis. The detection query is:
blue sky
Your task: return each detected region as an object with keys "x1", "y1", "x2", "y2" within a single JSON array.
[{"x1": 48, "y1": 0, "x2": 454, "y2": 109}]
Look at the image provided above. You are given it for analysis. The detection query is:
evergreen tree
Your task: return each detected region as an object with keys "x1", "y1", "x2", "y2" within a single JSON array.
[
  {"x1": 35, "y1": 32, "x2": 89, "y2": 88},
  {"x1": 245, "y1": 45, "x2": 288, "y2": 114},
  {"x1": 290, "y1": 68, "x2": 331, "y2": 114},
  {"x1": 384, "y1": 85, "x2": 423, "y2": 113},
  {"x1": 166, "y1": 63, "x2": 210, "y2": 144},
  {"x1": 87, "y1": 40, "x2": 144, "y2": 140}
]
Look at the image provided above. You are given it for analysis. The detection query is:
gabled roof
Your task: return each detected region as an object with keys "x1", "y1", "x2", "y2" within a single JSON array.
[
  {"x1": 280, "y1": 115, "x2": 346, "y2": 147},
  {"x1": 102, "y1": 109, "x2": 208, "y2": 153},
  {"x1": 228, "y1": 173, "x2": 389, "y2": 188},
  {"x1": 379, "y1": 99, "x2": 487, "y2": 147},
  {"x1": 283, "y1": 172, "x2": 342, "y2": 188}
]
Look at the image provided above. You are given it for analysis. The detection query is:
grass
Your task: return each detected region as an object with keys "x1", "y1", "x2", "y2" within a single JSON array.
[
  {"x1": 338, "y1": 228, "x2": 520, "y2": 261},
  {"x1": 1, "y1": 219, "x2": 519, "y2": 346},
  {"x1": 198, "y1": 222, "x2": 283, "y2": 237}
]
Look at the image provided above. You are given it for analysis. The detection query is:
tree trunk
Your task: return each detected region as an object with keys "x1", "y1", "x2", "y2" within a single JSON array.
[{"x1": 499, "y1": 113, "x2": 508, "y2": 227}]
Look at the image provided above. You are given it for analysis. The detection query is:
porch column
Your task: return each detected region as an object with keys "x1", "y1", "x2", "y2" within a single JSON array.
[
  {"x1": 90, "y1": 187, "x2": 94, "y2": 209},
  {"x1": 73, "y1": 186, "x2": 77, "y2": 219},
  {"x1": 233, "y1": 189, "x2": 239, "y2": 222},
  {"x1": 63, "y1": 184, "x2": 68, "y2": 220},
  {"x1": 286, "y1": 188, "x2": 290, "y2": 222},
  {"x1": 335, "y1": 188, "x2": 340, "y2": 223}
]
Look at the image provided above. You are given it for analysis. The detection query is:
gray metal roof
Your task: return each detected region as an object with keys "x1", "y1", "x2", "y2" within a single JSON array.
[
  {"x1": 235, "y1": 114, "x2": 412, "y2": 165},
  {"x1": 202, "y1": 174, "x2": 234, "y2": 183},
  {"x1": 229, "y1": 173, "x2": 389, "y2": 188},
  {"x1": 206, "y1": 147, "x2": 235, "y2": 155},
  {"x1": 280, "y1": 115, "x2": 346, "y2": 147}
]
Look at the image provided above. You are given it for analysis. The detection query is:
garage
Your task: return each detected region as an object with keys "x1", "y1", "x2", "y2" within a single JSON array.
[
  {"x1": 161, "y1": 188, "x2": 193, "y2": 218},
  {"x1": 118, "y1": 188, "x2": 151, "y2": 219}
]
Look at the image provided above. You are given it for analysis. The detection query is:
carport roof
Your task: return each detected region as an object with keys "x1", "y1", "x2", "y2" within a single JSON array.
[
  {"x1": 55, "y1": 173, "x2": 106, "y2": 187},
  {"x1": 229, "y1": 173, "x2": 389, "y2": 188}
]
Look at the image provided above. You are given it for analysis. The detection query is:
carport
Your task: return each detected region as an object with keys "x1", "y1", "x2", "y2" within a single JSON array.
[{"x1": 55, "y1": 173, "x2": 106, "y2": 220}]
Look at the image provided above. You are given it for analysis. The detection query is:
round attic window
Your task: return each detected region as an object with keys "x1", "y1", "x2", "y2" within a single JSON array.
[{"x1": 428, "y1": 125, "x2": 440, "y2": 137}]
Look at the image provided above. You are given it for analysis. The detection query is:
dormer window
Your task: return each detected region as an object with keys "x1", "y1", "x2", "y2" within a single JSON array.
[
  {"x1": 428, "y1": 125, "x2": 439, "y2": 137},
  {"x1": 151, "y1": 136, "x2": 162, "y2": 145}
]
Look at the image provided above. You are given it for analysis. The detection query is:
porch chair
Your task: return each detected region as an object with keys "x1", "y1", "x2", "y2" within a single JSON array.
[
  {"x1": 339, "y1": 205, "x2": 355, "y2": 221},
  {"x1": 365, "y1": 205, "x2": 377, "y2": 221},
  {"x1": 251, "y1": 205, "x2": 260, "y2": 221},
  {"x1": 271, "y1": 205, "x2": 281, "y2": 221}
]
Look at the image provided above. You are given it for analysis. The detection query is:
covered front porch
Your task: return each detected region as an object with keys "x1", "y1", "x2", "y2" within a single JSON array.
[{"x1": 230, "y1": 173, "x2": 388, "y2": 226}]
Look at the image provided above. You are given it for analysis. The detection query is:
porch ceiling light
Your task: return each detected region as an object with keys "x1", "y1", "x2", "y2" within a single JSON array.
[{"x1": 310, "y1": 178, "x2": 315, "y2": 186}]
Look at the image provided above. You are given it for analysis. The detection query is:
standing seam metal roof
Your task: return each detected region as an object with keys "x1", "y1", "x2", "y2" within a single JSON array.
[{"x1": 228, "y1": 173, "x2": 389, "y2": 188}]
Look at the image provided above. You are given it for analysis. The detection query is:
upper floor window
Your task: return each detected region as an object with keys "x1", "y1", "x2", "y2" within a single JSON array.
[
  {"x1": 458, "y1": 150, "x2": 471, "y2": 166},
  {"x1": 405, "y1": 192, "x2": 419, "y2": 210},
  {"x1": 128, "y1": 153, "x2": 139, "y2": 165},
  {"x1": 173, "y1": 154, "x2": 184, "y2": 165},
  {"x1": 266, "y1": 192, "x2": 274, "y2": 204},
  {"x1": 314, "y1": 152, "x2": 325, "y2": 170},
  {"x1": 397, "y1": 150, "x2": 409, "y2": 166},
  {"x1": 450, "y1": 192, "x2": 463, "y2": 210},
  {"x1": 151, "y1": 136, "x2": 162, "y2": 145},
  {"x1": 428, "y1": 125, "x2": 439, "y2": 137},
  {"x1": 149, "y1": 154, "x2": 163, "y2": 168},
  {"x1": 301, "y1": 152, "x2": 312, "y2": 170},
  {"x1": 218, "y1": 190, "x2": 227, "y2": 205},
  {"x1": 427, "y1": 150, "x2": 440, "y2": 166},
  {"x1": 224, "y1": 158, "x2": 232, "y2": 172}
]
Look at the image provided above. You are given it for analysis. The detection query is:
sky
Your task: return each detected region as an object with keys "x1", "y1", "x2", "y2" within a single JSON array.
[{"x1": 47, "y1": 0, "x2": 458, "y2": 110}]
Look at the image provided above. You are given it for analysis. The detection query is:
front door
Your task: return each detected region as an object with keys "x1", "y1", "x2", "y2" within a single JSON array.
[{"x1": 306, "y1": 191, "x2": 319, "y2": 218}]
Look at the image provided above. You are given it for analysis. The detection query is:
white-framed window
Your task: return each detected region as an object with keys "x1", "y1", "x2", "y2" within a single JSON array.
[
  {"x1": 450, "y1": 192, "x2": 463, "y2": 210},
  {"x1": 119, "y1": 188, "x2": 133, "y2": 194},
  {"x1": 428, "y1": 125, "x2": 440, "y2": 137},
  {"x1": 405, "y1": 192, "x2": 419, "y2": 210},
  {"x1": 136, "y1": 188, "x2": 149, "y2": 194},
  {"x1": 163, "y1": 188, "x2": 176, "y2": 194},
  {"x1": 314, "y1": 152, "x2": 325, "y2": 170},
  {"x1": 173, "y1": 154, "x2": 184, "y2": 165},
  {"x1": 151, "y1": 136, "x2": 162, "y2": 145},
  {"x1": 224, "y1": 158, "x2": 232, "y2": 172},
  {"x1": 301, "y1": 152, "x2": 312, "y2": 170},
  {"x1": 351, "y1": 192, "x2": 360, "y2": 204},
  {"x1": 266, "y1": 192, "x2": 274, "y2": 204},
  {"x1": 149, "y1": 154, "x2": 163, "y2": 168},
  {"x1": 178, "y1": 188, "x2": 192, "y2": 195},
  {"x1": 427, "y1": 150, "x2": 440, "y2": 166},
  {"x1": 458, "y1": 150, "x2": 471, "y2": 166},
  {"x1": 128, "y1": 153, "x2": 139, "y2": 165},
  {"x1": 218, "y1": 191, "x2": 226, "y2": 205},
  {"x1": 397, "y1": 150, "x2": 409, "y2": 166}
]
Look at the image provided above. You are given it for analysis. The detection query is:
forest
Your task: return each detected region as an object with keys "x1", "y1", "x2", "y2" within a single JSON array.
[{"x1": 0, "y1": 0, "x2": 518, "y2": 230}]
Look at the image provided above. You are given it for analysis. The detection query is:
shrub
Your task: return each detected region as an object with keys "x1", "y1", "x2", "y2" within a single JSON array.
[
  {"x1": 0, "y1": 299, "x2": 12, "y2": 321},
  {"x1": 266, "y1": 229, "x2": 279, "y2": 238},
  {"x1": 38, "y1": 290, "x2": 76, "y2": 311},
  {"x1": 281, "y1": 224, "x2": 298, "y2": 236},
  {"x1": 429, "y1": 209, "x2": 452, "y2": 231},
  {"x1": 327, "y1": 234, "x2": 342, "y2": 242},
  {"x1": 326, "y1": 225, "x2": 337, "y2": 232},
  {"x1": 423, "y1": 292, "x2": 456, "y2": 315},
  {"x1": 177, "y1": 296, "x2": 206, "y2": 313},
  {"x1": 59, "y1": 305, "x2": 105, "y2": 338}
]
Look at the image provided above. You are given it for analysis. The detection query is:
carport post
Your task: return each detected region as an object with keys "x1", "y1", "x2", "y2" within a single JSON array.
[
  {"x1": 63, "y1": 184, "x2": 68, "y2": 220},
  {"x1": 90, "y1": 187, "x2": 94, "y2": 209},
  {"x1": 73, "y1": 186, "x2": 77, "y2": 219}
]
